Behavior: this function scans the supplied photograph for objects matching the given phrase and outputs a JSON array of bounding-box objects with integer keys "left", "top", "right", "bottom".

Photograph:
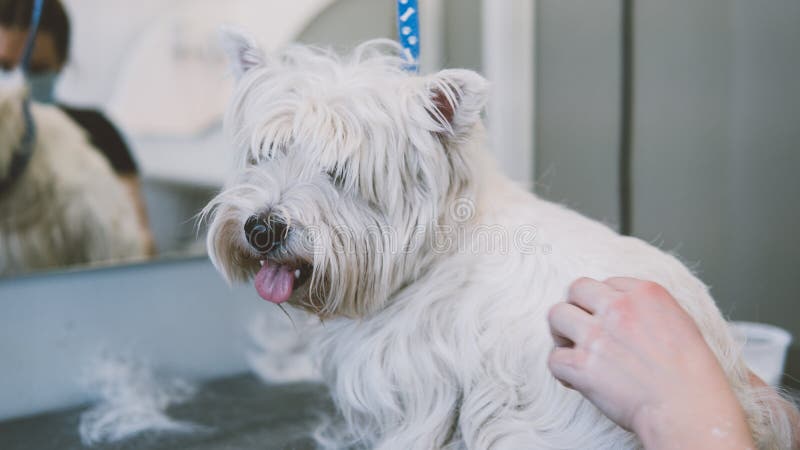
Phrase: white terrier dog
[
  {"left": 0, "top": 72, "right": 146, "bottom": 275},
  {"left": 205, "top": 31, "right": 793, "bottom": 449}
]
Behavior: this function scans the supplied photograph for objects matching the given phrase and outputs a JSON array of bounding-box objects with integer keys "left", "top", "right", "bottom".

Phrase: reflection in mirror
[{"left": 0, "top": 0, "right": 152, "bottom": 276}]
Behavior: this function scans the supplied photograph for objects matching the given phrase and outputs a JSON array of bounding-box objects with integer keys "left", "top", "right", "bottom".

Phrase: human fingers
[
  {"left": 567, "top": 277, "right": 619, "bottom": 314},
  {"left": 547, "top": 346, "right": 588, "bottom": 391},
  {"left": 548, "top": 302, "right": 595, "bottom": 346},
  {"left": 602, "top": 276, "right": 647, "bottom": 292},
  {"left": 603, "top": 278, "right": 678, "bottom": 311}
]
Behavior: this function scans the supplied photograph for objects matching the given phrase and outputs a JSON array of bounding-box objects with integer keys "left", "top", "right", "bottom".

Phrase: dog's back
[
  {"left": 455, "top": 175, "right": 791, "bottom": 448},
  {"left": 319, "top": 174, "right": 794, "bottom": 449},
  {"left": 0, "top": 78, "right": 146, "bottom": 275}
]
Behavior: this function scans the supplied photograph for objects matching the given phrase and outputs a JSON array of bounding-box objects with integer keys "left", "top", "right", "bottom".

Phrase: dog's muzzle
[
  {"left": 244, "top": 213, "right": 288, "bottom": 254},
  {"left": 240, "top": 213, "right": 314, "bottom": 305}
]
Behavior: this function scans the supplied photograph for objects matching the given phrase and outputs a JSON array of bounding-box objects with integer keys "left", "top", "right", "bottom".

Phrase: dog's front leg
[
  {"left": 370, "top": 411, "right": 461, "bottom": 450},
  {"left": 320, "top": 317, "right": 466, "bottom": 449}
]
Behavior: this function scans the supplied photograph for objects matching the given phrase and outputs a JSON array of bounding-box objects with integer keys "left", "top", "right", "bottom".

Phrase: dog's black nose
[{"left": 244, "top": 214, "right": 288, "bottom": 254}]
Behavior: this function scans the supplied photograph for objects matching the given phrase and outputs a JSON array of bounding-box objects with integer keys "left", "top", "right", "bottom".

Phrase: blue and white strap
[
  {"left": 397, "top": 0, "right": 420, "bottom": 72},
  {"left": 20, "top": 0, "right": 45, "bottom": 76}
]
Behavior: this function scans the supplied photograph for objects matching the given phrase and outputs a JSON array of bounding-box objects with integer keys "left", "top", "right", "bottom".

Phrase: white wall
[
  {"left": 57, "top": 0, "right": 177, "bottom": 106},
  {"left": 482, "top": 0, "right": 535, "bottom": 187}
]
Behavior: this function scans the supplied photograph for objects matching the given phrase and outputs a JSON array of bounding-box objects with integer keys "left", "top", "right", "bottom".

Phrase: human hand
[{"left": 547, "top": 277, "right": 755, "bottom": 450}]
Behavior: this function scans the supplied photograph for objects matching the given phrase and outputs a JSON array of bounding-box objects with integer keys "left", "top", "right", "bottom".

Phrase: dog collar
[{"left": 0, "top": 100, "right": 35, "bottom": 193}]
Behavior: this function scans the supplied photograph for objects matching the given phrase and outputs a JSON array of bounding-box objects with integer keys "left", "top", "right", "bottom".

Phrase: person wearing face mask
[{"left": 0, "top": 0, "right": 154, "bottom": 254}]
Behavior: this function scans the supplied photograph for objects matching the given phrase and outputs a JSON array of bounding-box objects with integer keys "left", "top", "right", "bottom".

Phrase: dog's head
[
  {"left": 0, "top": 71, "right": 28, "bottom": 183},
  {"left": 204, "top": 29, "right": 489, "bottom": 318}
]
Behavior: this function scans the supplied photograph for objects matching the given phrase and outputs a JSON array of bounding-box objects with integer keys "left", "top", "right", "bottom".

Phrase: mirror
[{"left": 0, "top": 0, "right": 475, "bottom": 278}]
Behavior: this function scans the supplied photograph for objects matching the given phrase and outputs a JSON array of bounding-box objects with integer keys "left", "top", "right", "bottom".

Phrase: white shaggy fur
[
  {"left": 204, "top": 32, "right": 794, "bottom": 449},
  {"left": 246, "top": 308, "right": 321, "bottom": 384},
  {"left": 0, "top": 72, "right": 146, "bottom": 275}
]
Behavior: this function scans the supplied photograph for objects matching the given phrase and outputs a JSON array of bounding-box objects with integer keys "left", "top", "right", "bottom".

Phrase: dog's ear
[
  {"left": 425, "top": 69, "right": 489, "bottom": 136},
  {"left": 219, "top": 27, "right": 265, "bottom": 79}
]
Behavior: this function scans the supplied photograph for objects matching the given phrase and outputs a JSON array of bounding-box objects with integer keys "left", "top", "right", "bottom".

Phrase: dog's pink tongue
[{"left": 254, "top": 261, "right": 294, "bottom": 303}]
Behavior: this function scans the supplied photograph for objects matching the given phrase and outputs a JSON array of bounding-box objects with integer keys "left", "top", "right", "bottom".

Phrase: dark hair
[{"left": 0, "top": 0, "right": 70, "bottom": 65}]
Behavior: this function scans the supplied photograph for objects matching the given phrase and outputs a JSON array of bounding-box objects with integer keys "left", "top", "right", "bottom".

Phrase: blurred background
[{"left": 0, "top": 0, "right": 797, "bottom": 447}]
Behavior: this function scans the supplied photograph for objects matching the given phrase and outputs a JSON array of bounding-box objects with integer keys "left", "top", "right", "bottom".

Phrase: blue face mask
[{"left": 28, "top": 71, "right": 58, "bottom": 103}]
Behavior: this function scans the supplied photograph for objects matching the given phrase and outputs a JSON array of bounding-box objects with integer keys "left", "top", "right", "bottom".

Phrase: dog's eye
[
  {"left": 247, "top": 141, "right": 283, "bottom": 166},
  {"left": 254, "top": 141, "right": 282, "bottom": 160},
  {"left": 327, "top": 169, "right": 345, "bottom": 187}
]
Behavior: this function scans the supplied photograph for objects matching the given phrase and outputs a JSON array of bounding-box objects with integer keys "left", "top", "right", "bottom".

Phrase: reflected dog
[
  {"left": 204, "top": 31, "right": 793, "bottom": 449},
  {"left": 0, "top": 72, "right": 146, "bottom": 275}
]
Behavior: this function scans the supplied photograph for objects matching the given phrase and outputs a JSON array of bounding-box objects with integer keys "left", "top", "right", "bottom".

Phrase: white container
[{"left": 730, "top": 321, "right": 793, "bottom": 387}]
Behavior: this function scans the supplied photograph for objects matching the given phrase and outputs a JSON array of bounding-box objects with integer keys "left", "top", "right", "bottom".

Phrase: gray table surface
[
  {"left": 2, "top": 375, "right": 796, "bottom": 450},
  {"left": 0, "top": 374, "right": 333, "bottom": 450}
]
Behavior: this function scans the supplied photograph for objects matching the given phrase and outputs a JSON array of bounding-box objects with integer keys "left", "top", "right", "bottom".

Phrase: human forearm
[{"left": 634, "top": 392, "right": 755, "bottom": 450}]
